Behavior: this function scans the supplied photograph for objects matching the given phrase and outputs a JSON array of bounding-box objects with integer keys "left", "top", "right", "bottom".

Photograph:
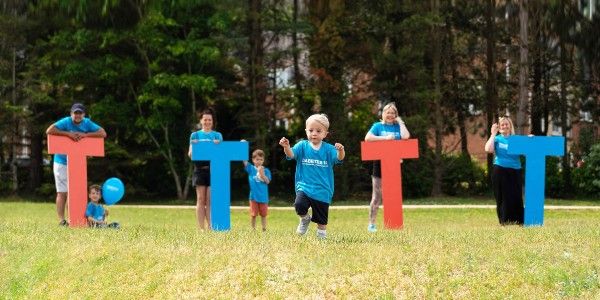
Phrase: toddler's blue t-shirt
[
  {"left": 244, "top": 163, "right": 271, "bottom": 203},
  {"left": 289, "top": 140, "right": 343, "bottom": 204},
  {"left": 85, "top": 202, "right": 105, "bottom": 221}
]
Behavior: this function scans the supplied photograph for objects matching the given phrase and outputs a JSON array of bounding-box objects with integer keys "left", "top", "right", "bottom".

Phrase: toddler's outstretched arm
[
  {"left": 334, "top": 143, "right": 345, "bottom": 160},
  {"left": 279, "top": 137, "right": 294, "bottom": 159}
]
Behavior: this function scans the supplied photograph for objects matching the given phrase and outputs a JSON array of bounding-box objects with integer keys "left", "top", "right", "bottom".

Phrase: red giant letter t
[
  {"left": 361, "top": 139, "right": 419, "bottom": 229},
  {"left": 48, "top": 135, "right": 105, "bottom": 227}
]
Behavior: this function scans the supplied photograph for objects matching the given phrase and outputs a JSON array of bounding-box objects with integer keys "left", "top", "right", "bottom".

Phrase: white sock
[
  {"left": 302, "top": 214, "right": 311, "bottom": 220},
  {"left": 317, "top": 229, "right": 326, "bottom": 235}
]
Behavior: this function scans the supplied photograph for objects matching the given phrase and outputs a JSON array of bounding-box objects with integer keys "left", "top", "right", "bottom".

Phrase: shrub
[
  {"left": 442, "top": 153, "right": 487, "bottom": 196},
  {"left": 572, "top": 143, "right": 600, "bottom": 199},
  {"left": 544, "top": 156, "right": 566, "bottom": 198},
  {"left": 402, "top": 152, "right": 434, "bottom": 198}
]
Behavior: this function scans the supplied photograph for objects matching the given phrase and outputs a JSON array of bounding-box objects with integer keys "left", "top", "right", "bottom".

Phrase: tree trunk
[
  {"left": 559, "top": 1, "right": 571, "bottom": 192},
  {"left": 10, "top": 142, "right": 18, "bottom": 194},
  {"left": 0, "top": 138, "right": 4, "bottom": 176},
  {"left": 160, "top": 122, "right": 184, "bottom": 200},
  {"left": 542, "top": 53, "right": 549, "bottom": 136},
  {"left": 182, "top": 58, "right": 196, "bottom": 200},
  {"left": 457, "top": 105, "right": 469, "bottom": 154},
  {"left": 531, "top": 51, "right": 543, "bottom": 135},
  {"left": 516, "top": 0, "right": 529, "bottom": 135},
  {"left": 28, "top": 131, "right": 44, "bottom": 191},
  {"left": 430, "top": 0, "right": 443, "bottom": 197},
  {"left": 11, "top": 47, "right": 18, "bottom": 194},
  {"left": 530, "top": 1, "right": 544, "bottom": 136},
  {"left": 449, "top": 20, "right": 469, "bottom": 155},
  {"left": 485, "top": 0, "right": 498, "bottom": 183},
  {"left": 248, "top": 0, "right": 267, "bottom": 149},
  {"left": 292, "top": 0, "right": 308, "bottom": 119}
]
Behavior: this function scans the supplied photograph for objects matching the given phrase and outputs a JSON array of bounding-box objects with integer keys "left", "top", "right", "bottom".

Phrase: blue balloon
[{"left": 102, "top": 177, "right": 125, "bottom": 205}]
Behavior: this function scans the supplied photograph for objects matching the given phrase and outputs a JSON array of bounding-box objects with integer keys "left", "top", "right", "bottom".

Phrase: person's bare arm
[
  {"left": 257, "top": 166, "right": 270, "bottom": 184},
  {"left": 279, "top": 137, "right": 294, "bottom": 159},
  {"left": 334, "top": 143, "right": 345, "bottom": 160},
  {"left": 86, "top": 128, "right": 107, "bottom": 138},
  {"left": 46, "top": 125, "right": 106, "bottom": 141},
  {"left": 364, "top": 132, "right": 394, "bottom": 141},
  {"left": 484, "top": 123, "right": 498, "bottom": 153},
  {"left": 398, "top": 117, "right": 410, "bottom": 139}
]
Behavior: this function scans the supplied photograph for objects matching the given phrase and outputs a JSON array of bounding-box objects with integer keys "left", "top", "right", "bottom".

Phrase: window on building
[
  {"left": 275, "top": 118, "right": 289, "bottom": 130},
  {"left": 551, "top": 116, "right": 572, "bottom": 138}
]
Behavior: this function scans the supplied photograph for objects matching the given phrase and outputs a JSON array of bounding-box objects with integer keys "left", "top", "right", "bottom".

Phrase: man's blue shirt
[{"left": 52, "top": 117, "right": 102, "bottom": 165}]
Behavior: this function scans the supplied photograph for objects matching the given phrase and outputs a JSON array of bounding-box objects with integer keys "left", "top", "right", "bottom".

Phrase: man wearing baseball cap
[{"left": 46, "top": 103, "right": 107, "bottom": 226}]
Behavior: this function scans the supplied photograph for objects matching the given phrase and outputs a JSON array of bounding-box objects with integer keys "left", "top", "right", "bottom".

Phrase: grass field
[
  {"left": 1, "top": 202, "right": 598, "bottom": 299},
  {"left": 5, "top": 193, "right": 599, "bottom": 207}
]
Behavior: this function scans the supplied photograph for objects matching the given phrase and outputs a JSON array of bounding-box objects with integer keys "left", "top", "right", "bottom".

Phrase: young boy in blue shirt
[
  {"left": 86, "top": 184, "right": 119, "bottom": 228},
  {"left": 279, "top": 114, "right": 345, "bottom": 239},
  {"left": 243, "top": 149, "right": 271, "bottom": 231}
]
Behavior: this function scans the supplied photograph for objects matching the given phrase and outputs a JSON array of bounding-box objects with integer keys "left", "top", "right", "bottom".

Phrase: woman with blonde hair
[
  {"left": 484, "top": 116, "right": 524, "bottom": 225},
  {"left": 364, "top": 103, "right": 410, "bottom": 232}
]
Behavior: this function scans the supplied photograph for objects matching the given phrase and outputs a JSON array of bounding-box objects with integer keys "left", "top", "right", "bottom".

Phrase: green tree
[
  {"left": 1, "top": 0, "right": 80, "bottom": 194},
  {"left": 305, "top": 0, "right": 380, "bottom": 196},
  {"left": 0, "top": 1, "right": 29, "bottom": 194},
  {"left": 16, "top": 0, "right": 238, "bottom": 200},
  {"left": 118, "top": 1, "right": 235, "bottom": 199}
]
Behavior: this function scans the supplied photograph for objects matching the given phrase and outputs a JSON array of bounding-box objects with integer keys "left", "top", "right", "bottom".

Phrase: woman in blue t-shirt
[
  {"left": 484, "top": 116, "right": 524, "bottom": 225},
  {"left": 364, "top": 103, "right": 410, "bottom": 232},
  {"left": 188, "top": 109, "right": 223, "bottom": 231}
]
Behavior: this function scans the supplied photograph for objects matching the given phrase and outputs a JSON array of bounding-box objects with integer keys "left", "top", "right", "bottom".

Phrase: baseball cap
[{"left": 71, "top": 103, "right": 85, "bottom": 113}]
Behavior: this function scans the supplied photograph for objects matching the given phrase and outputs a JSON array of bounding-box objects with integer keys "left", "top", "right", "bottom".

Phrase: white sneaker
[
  {"left": 367, "top": 224, "right": 377, "bottom": 232},
  {"left": 317, "top": 231, "right": 327, "bottom": 240},
  {"left": 296, "top": 214, "right": 311, "bottom": 235}
]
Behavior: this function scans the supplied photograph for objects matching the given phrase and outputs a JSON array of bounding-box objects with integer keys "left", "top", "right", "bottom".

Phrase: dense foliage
[
  {"left": 1, "top": 0, "right": 598, "bottom": 201},
  {"left": 572, "top": 143, "right": 600, "bottom": 198}
]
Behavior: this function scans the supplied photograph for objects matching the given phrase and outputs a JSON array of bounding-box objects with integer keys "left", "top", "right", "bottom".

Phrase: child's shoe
[
  {"left": 59, "top": 220, "right": 69, "bottom": 227},
  {"left": 296, "top": 214, "right": 311, "bottom": 235},
  {"left": 108, "top": 222, "right": 120, "bottom": 229},
  {"left": 317, "top": 231, "right": 327, "bottom": 240},
  {"left": 367, "top": 224, "right": 377, "bottom": 232}
]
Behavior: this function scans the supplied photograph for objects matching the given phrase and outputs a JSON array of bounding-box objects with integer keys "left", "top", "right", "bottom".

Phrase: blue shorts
[{"left": 294, "top": 191, "right": 329, "bottom": 225}]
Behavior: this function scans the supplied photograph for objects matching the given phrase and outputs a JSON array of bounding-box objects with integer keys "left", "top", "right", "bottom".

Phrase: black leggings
[{"left": 492, "top": 165, "right": 524, "bottom": 225}]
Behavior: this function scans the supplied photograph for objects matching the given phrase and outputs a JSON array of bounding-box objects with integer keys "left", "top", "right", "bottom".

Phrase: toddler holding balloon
[{"left": 86, "top": 184, "right": 120, "bottom": 229}]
